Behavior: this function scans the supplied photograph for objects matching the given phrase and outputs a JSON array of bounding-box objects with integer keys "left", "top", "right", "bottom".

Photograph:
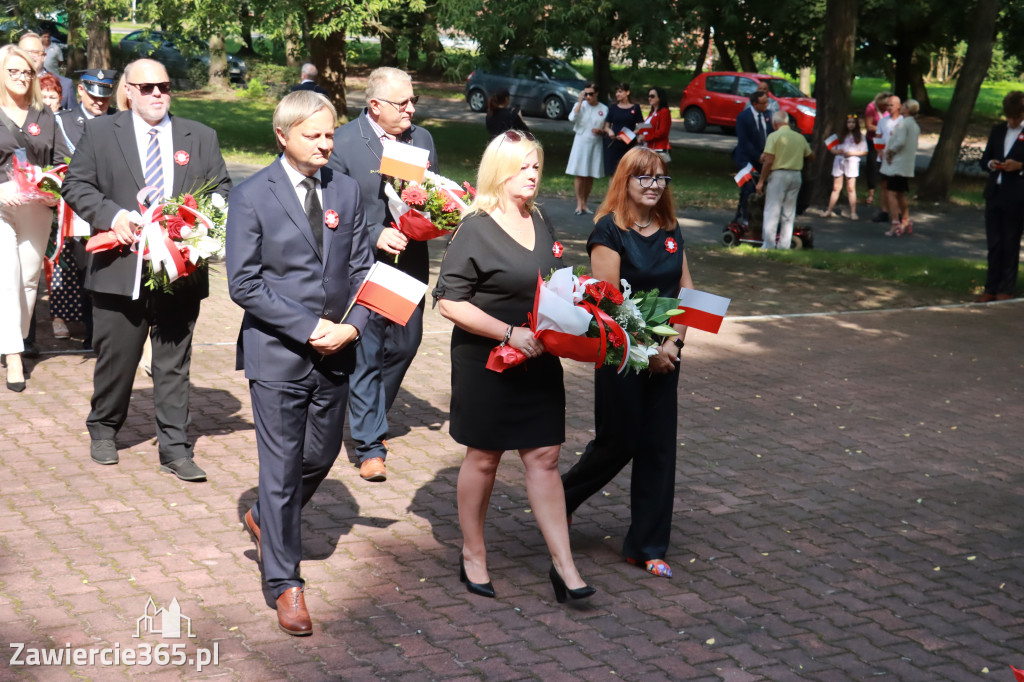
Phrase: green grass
[
  {"left": 723, "top": 244, "right": 987, "bottom": 294},
  {"left": 170, "top": 96, "right": 278, "bottom": 163},
  {"left": 849, "top": 77, "right": 1021, "bottom": 126}
]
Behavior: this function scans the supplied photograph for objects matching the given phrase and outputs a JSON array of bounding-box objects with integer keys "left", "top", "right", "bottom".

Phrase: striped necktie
[{"left": 144, "top": 128, "right": 164, "bottom": 205}]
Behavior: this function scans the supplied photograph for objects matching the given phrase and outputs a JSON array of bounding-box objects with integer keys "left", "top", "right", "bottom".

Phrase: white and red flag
[
  {"left": 616, "top": 127, "right": 637, "bottom": 144},
  {"left": 379, "top": 139, "right": 429, "bottom": 184},
  {"left": 825, "top": 134, "right": 839, "bottom": 150},
  {"left": 669, "top": 288, "right": 731, "bottom": 334},
  {"left": 733, "top": 163, "right": 754, "bottom": 187},
  {"left": 351, "top": 262, "right": 427, "bottom": 326}
]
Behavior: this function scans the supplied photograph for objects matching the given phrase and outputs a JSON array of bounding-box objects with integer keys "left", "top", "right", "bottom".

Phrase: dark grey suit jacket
[
  {"left": 327, "top": 109, "right": 438, "bottom": 283},
  {"left": 226, "top": 160, "right": 375, "bottom": 381},
  {"left": 62, "top": 111, "right": 231, "bottom": 297}
]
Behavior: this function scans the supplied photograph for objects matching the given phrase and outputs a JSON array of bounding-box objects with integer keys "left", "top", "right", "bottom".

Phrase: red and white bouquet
[
  {"left": 86, "top": 184, "right": 227, "bottom": 297},
  {"left": 487, "top": 267, "right": 682, "bottom": 374},
  {"left": 385, "top": 169, "right": 475, "bottom": 241},
  {"left": 7, "top": 156, "right": 65, "bottom": 203}
]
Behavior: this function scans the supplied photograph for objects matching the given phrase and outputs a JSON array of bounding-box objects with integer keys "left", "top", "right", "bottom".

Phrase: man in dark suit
[
  {"left": 290, "top": 63, "right": 328, "bottom": 96},
  {"left": 18, "top": 33, "right": 75, "bottom": 111},
  {"left": 978, "top": 90, "right": 1024, "bottom": 302},
  {"left": 62, "top": 59, "right": 231, "bottom": 481},
  {"left": 327, "top": 66, "right": 437, "bottom": 482},
  {"left": 732, "top": 91, "right": 771, "bottom": 226},
  {"left": 227, "top": 91, "right": 375, "bottom": 635}
]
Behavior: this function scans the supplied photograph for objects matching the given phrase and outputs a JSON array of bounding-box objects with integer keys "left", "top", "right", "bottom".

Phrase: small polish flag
[
  {"left": 380, "top": 139, "right": 429, "bottom": 183},
  {"left": 616, "top": 127, "right": 637, "bottom": 144},
  {"left": 825, "top": 134, "right": 839, "bottom": 150},
  {"left": 874, "top": 138, "right": 885, "bottom": 151},
  {"left": 733, "top": 163, "right": 754, "bottom": 187},
  {"left": 351, "top": 262, "right": 427, "bottom": 326},
  {"left": 669, "top": 288, "right": 731, "bottom": 334}
]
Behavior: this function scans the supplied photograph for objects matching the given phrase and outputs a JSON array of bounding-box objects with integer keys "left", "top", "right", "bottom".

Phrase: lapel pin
[
  {"left": 325, "top": 210, "right": 339, "bottom": 229},
  {"left": 174, "top": 150, "right": 189, "bottom": 165}
]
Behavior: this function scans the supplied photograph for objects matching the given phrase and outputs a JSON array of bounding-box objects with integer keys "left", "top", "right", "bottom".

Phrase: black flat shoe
[
  {"left": 459, "top": 555, "right": 495, "bottom": 599},
  {"left": 549, "top": 564, "right": 596, "bottom": 604}
]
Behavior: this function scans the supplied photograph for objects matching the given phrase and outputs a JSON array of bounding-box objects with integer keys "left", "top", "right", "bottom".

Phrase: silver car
[{"left": 464, "top": 56, "right": 587, "bottom": 120}]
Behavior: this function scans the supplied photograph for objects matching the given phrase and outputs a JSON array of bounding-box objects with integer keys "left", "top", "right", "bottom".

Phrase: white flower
[
  {"left": 619, "top": 279, "right": 632, "bottom": 298},
  {"left": 210, "top": 193, "right": 226, "bottom": 210},
  {"left": 627, "top": 343, "right": 658, "bottom": 367}
]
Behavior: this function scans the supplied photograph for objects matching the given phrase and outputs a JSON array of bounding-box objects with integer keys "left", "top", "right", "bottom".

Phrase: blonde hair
[
  {"left": 468, "top": 132, "right": 543, "bottom": 216},
  {"left": 0, "top": 45, "right": 43, "bottom": 110},
  {"left": 273, "top": 90, "right": 337, "bottom": 151}
]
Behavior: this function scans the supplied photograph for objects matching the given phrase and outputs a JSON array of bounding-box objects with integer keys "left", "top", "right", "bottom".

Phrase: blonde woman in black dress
[{"left": 434, "top": 131, "right": 595, "bottom": 603}]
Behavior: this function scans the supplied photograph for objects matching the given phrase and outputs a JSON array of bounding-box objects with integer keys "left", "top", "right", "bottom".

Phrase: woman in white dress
[
  {"left": 823, "top": 114, "right": 868, "bottom": 219},
  {"left": 566, "top": 83, "right": 607, "bottom": 215}
]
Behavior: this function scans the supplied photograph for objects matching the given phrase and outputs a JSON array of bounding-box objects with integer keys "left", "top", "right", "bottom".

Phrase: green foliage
[{"left": 239, "top": 77, "right": 267, "bottom": 99}]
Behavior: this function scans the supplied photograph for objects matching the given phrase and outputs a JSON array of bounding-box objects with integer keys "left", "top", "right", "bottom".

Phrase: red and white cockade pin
[
  {"left": 174, "top": 150, "right": 190, "bottom": 166},
  {"left": 552, "top": 241, "right": 564, "bottom": 258},
  {"left": 1018, "top": 133, "right": 1024, "bottom": 142},
  {"left": 325, "top": 210, "right": 339, "bottom": 229},
  {"left": 664, "top": 237, "right": 678, "bottom": 253},
  {"left": 26, "top": 123, "right": 40, "bottom": 136}
]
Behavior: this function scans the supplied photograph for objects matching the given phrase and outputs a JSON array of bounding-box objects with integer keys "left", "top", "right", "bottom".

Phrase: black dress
[
  {"left": 561, "top": 214, "right": 685, "bottom": 562},
  {"left": 603, "top": 104, "right": 643, "bottom": 176},
  {"left": 485, "top": 106, "right": 530, "bottom": 140},
  {"left": 433, "top": 210, "right": 564, "bottom": 450}
]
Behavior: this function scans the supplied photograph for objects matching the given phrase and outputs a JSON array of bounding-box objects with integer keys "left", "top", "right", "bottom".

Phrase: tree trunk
[
  {"left": 208, "top": 33, "right": 229, "bottom": 89},
  {"left": 918, "top": 0, "right": 999, "bottom": 201},
  {"left": 379, "top": 26, "right": 398, "bottom": 67},
  {"left": 591, "top": 41, "right": 614, "bottom": 106},
  {"left": 311, "top": 31, "right": 348, "bottom": 118},
  {"left": 909, "top": 52, "right": 934, "bottom": 114},
  {"left": 807, "top": 0, "right": 858, "bottom": 206},
  {"left": 798, "top": 66, "right": 811, "bottom": 95},
  {"left": 284, "top": 15, "right": 301, "bottom": 68},
  {"left": 891, "top": 35, "right": 914, "bottom": 101},
  {"left": 238, "top": 4, "right": 257, "bottom": 58},
  {"left": 421, "top": 8, "right": 445, "bottom": 76},
  {"left": 733, "top": 38, "right": 758, "bottom": 73},
  {"left": 65, "top": 3, "right": 87, "bottom": 74},
  {"left": 85, "top": 7, "right": 112, "bottom": 69},
  {"left": 693, "top": 25, "right": 711, "bottom": 75},
  {"left": 712, "top": 29, "right": 736, "bottom": 71}
]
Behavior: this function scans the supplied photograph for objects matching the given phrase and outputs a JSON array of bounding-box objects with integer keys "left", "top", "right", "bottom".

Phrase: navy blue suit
[
  {"left": 226, "top": 159, "right": 374, "bottom": 596},
  {"left": 732, "top": 107, "right": 771, "bottom": 224},
  {"left": 980, "top": 123, "right": 1024, "bottom": 296},
  {"left": 327, "top": 110, "right": 438, "bottom": 463}
]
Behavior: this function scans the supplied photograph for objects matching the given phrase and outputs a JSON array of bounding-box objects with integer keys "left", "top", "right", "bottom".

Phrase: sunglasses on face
[
  {"left": 582, "top": 91, "right": 596, "bottom": 98},
  {"left": 632, "top": 175, "right": 671, "bottom": 188},
  {"left": 376, "top": 95, "right": 420, "bottom": 111},
  {"left": 128, "top": 81, "right": 171, "bottom": 96}
]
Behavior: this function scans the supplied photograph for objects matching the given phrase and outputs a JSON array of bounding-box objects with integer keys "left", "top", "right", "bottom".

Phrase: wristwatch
[{"left": 673, "top": 338, "right": 685, "bottom": 351}]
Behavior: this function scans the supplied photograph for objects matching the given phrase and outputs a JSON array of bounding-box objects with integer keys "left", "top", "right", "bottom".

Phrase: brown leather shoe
[
  {"left": 977, "top": 292, "right": 996, "bottom": 303},
  {"left": 276, "top": 587, "right": 312, "bottom": 636},
  {"left": 995, "top": 293, "right": 1013, "bottom": 301},
  {"left": 244, "top": 509, "right": 261, "bottom": 564},
  {"left": 359, "top": 457, "right": 387, "bottom": 481}
]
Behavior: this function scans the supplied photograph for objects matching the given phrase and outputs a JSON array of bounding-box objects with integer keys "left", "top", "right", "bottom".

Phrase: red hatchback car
[{"left": 679, "top": 72, "right": 817, "bottom": 135}]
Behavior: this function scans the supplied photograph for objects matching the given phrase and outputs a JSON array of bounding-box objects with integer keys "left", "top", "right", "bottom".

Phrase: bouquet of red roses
[{"left": 487, "top": 267, "right": 682, "bottom": 374}]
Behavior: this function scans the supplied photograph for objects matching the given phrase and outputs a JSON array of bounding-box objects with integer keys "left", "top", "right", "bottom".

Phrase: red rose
[{"left": 585, "top": 280, "right": 624, "bottom": 305}]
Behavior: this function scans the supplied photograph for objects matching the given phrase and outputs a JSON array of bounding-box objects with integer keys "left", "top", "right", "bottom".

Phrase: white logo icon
[{"left": 135, "top": 597, "right": 195, "bottom": 639}]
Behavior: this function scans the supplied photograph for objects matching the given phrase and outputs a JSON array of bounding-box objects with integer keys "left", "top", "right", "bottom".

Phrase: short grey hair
[
  {"left": 300, "top": 63, "right": 317, "bottom": 80},
  {"left": 903, "top": 98, "right": 920, "bottom": 117},
  {"left": 772, "top": 110, "right": 790, "bottom": 127},
  {"left": 273, "top": 90, "right": 337, "bottom": 151},
  {"left": 365, "top": 67, "right": 411, "bottom": 101}
]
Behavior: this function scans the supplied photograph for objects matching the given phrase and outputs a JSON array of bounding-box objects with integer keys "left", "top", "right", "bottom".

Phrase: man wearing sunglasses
[
  {"left": 63, "top": 59, "right": 232, "bottom": 482},
  {"left": 328, "top": 67, "right": 438, "bottom": 484}
]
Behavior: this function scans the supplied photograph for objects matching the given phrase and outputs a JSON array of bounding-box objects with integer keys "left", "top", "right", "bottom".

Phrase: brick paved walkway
[{"left": 1, "top": 238, "right": 1022, "bottom": 681}]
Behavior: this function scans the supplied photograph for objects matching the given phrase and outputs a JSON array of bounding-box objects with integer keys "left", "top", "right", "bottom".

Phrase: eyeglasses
[
  {"left": 128, "top": 81, "right": 171, "bottom": 96},
  {"left": 376, "top": 95, "right": 419, "bottom": 111},
  {"left": 582, "top": 91, "right": 596, "bottom": 98},
  {"left": 23, "top": 50, "right": 45, "bottom": 57},
  {"left": 632, "top": 175, "right": 671, "bottom": 188},
  {"left": 6, "top": 69, "right": 34, "bottom": 81},
  {"left": 502, "top": 129, "right": 536, "bottom": 143}
]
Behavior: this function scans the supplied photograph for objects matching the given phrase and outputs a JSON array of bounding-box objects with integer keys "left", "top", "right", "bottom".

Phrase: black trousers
[
  {"left": 983, "top": 189, "right": 1024, "bottom": 295},
  {"left": 87, "top": 289, "right": 200, "bottom": 464},
  {"left": 250, "top": 368, "right": 349, "bottom": 597},
  {"left": 562, "top": 363, "right": 680, "bottom": 561}
]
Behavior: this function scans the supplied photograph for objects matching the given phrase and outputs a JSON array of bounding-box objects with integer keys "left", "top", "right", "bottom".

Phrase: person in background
[
  {"left": 863, "top": 91, "right": 889, "bottom": 208},
  {"left": 562, "top": 147, "right": 691, "bottom": 580},
  {"left": 40, "top": 32, "right": 63, "bottom": 76},
  {"left": 38, "top": 72, "right": 62, "bottom": 113},
  {"left": 978, "top": 91, "right": 1024, "bottom": 302},
  {"left": 823, "top": 114, "right": 868, "bottom": 219},
  {"left": 290, "top": 63, "right": 328, "bottom": 96},
  {"left": 756, "top": 110, "right": 813, "bottom": 249},
  {"left": 484, "top": 88, "right": 529, "bottom": 140},
  {"left": 566, "top": 82, "right": 606, "bottom": 215},
  {"left": 639, "top": 86, "right": 671, "bottom": 163},
  {"left": 0, "top": 45, "right": 59, "bottom": 392},
  {"left": 732, "top": 91, "right": 771, "bottom": 226},
  {"left": 434, "top": 131, "right": 595, "bottom": 604},
  {"left": 873, "top": 94, "right": 901, "bottom": 224},
  {"left": 881, "top": 99, "right": 920, "bottom": 237},
  {"left": 18, "top": 33, "right": 73, "bottom": 111},
  {"left": 602, "top": 81, "right": 642, "bottom": 176}
]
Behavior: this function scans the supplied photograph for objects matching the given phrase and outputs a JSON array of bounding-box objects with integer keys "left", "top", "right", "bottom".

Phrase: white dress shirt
[
  {"left": 132, "top": 112, "right": 173, "bottom": 200},
  {"left": 279, "top": 157, "right": 323, "bottom": 218}
]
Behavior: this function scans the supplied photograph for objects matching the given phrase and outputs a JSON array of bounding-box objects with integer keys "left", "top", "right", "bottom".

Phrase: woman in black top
[
  {"left": 562, "top": 147, "right": 692, "bottom": 579},
  {"left": 484, "top": 89, "right": 529, "bottom": 140},
  {"left": 602, "top": 82, "right": 643, "bottom": 176},
  {"left": 0, "top": 45, "right": 58, "bottom": 391},
  {"left": 434, "top": 131, "right": 594, "bottom": 603}
]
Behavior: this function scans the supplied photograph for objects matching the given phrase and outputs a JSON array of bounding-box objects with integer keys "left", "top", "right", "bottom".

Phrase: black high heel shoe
[
  {"left": 549, "top": 564, "right": 596, "bottom": 603},
  {"left": 459, "top": 555, "right": 495, "bottom": 599}
]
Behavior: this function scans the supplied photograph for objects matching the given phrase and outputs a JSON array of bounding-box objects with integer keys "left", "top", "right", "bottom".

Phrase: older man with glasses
[
  {"left": 327, "top": 66, "right": 438, "bottom": 483},
  {"left": 17, "top": 33, "right": 74, "bottom": 110},
  {"left": 62, "top": 59, "right": 231, "bottom": 481}
]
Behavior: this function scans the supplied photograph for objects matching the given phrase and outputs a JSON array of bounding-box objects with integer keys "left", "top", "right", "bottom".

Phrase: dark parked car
[
  {"left": 464, "top": 56, "right": 587, "bottom": 120},
  {"left": 118, "top": 30, "right": 247, "bottom": 84},
  {"left": 678, "top": 72, "right": 816, "bottom": 135}
]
